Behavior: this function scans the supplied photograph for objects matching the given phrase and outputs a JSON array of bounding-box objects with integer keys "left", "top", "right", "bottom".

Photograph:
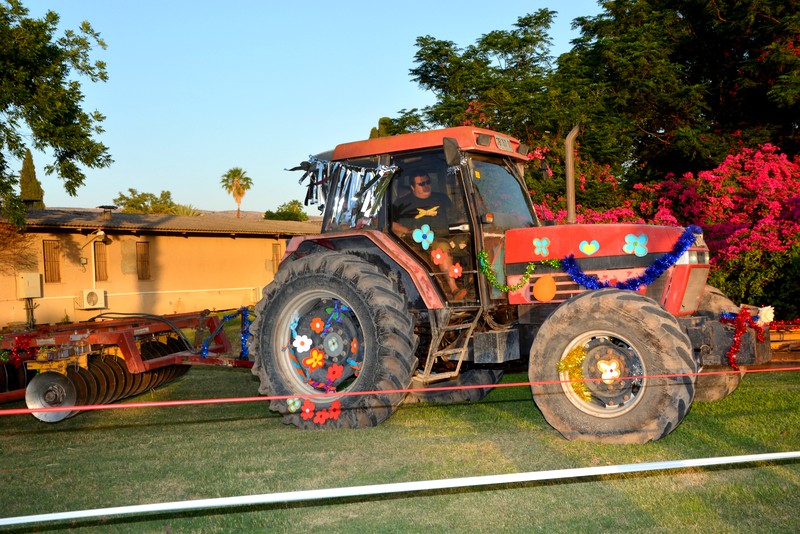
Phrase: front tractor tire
[
  {"left": 529, "top": 289, "right": 697, "bottom": 444},
  {"left": 250, "top": 253, "right": 417, "bottom": 429}
]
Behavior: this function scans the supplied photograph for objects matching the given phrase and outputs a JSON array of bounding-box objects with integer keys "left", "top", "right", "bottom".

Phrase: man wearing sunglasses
[{"left": 391, "top": 174, "right": 467, "bottom": 300}]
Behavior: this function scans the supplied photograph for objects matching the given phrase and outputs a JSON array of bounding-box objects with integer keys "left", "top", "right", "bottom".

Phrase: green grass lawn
[{"left": 1, "top": 366, "right": 798, "bottom": 533}]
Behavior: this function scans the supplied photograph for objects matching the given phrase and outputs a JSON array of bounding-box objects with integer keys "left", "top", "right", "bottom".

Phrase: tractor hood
[{"left": 504, "top": 223, "right": 704, "bottom": 266}]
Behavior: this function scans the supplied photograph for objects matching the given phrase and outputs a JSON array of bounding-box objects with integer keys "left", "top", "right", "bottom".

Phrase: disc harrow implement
[{"left": 1, "top": 310, "right": 247, "bottom": 422}]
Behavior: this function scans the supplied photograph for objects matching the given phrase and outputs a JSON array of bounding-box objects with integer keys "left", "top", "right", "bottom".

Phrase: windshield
[{"left": 470, "top": 157, "right": 538, "bottom": 232}]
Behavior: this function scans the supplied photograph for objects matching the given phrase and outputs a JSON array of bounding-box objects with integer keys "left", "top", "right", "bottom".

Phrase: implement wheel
[
  {"left": 530, "top": 289, "right": 696, "bottom": 444},
  {"left": 251, "top": 253, "right": 417, "bottom": 429}
]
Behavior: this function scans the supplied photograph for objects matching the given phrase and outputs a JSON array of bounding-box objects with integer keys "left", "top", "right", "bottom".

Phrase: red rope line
[{"left": 2, "top": 365, "right": 798, "bottom": 417}]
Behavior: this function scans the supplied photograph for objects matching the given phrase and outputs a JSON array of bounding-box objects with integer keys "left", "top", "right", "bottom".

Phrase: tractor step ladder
[{"left": 415, "top": 306, "right": 482, "bottom": 385}]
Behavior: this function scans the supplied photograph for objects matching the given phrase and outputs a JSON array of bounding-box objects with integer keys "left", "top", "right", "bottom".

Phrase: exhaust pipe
[{"left": 565, "top": 124, "right": 580, "bottom": 224}]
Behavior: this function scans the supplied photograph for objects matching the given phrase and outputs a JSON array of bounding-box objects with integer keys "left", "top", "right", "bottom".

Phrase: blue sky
[{"left": 23, "top": 1, "right": 601, "bottom": 214}]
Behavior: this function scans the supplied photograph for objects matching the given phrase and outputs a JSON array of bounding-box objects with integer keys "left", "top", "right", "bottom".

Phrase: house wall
[{"left": 0, "top": 231, "right": 285, "bottom": 327}]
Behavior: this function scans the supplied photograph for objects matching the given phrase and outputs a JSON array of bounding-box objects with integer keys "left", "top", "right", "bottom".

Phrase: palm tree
[{"left": 220, "top": 167, "right": 253, "bottom": 218}]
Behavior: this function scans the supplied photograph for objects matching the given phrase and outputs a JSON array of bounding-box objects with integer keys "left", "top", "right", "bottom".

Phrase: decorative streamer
[
  {"left": 562, "top": 225, "right": 703, "bottom": 291},
  {"left": 477, "top": 250, "right": 560, "bottom": 293},
  {"left": 719, "top": 310, "right": 767, "bottom": 370}
]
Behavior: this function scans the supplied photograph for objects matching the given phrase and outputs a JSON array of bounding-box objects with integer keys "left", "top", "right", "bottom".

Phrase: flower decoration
[
  {"left": 350, "top": 337, "right": 358, "bottom": 354},
  {"left": 327, "top": 400, "right": 342, "bottom": 421},
  {"left": 326, "top": 364, "right": 344, "bottom": 382},
  {"left": 412, "top": 224, "right": 435, "bottom": 250},
  {"left": 431, "top": 247, "right": 446, "bottom": 265},
  {"left": 310, "top": 317, "right": 325, "bottom": 334},
  {"left": 300, "top": 399, "right": 315, "bottom": 420},
  {"left": 313, "top": 410, "right": 329, "bottom": 424},
  {"left": 287, "top": 398, "right": 302, "bottom": 413},
  {"left": 449, "top": 262, "right": 463, "bottom": 279},
  {"left": 623, "top": 233, "right": 649, "bottom": 257},
  {"left": 292, "top": 334, "right": 312, "bottom": 354},
  {"left": 302, "top": 347, "right": 325, "bottom": 370},
  {"left": 757, "top": 306, "right": 774, "bottom": 326},
  {"left": 533, "top": 237, "right": 550, "bottom": 256}
]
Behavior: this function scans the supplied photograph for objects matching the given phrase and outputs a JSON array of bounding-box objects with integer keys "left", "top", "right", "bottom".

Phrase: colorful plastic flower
[
  {"left": 350, "top": 337, "right": 358, "bottom": 354},
  {"left": 533, "top": 237, "right": 550, "bottom": 256},
  {"left": 327, "top": 400, "right": 342, "bottom": 421},
  {"left": 292, "top": 334, "right": 312, "bottom": 354},
  {"left": 286, "top": 398, "right": 302, "bottom": 413},
  {"left": 326, "top": 364, "right": 344, "bottom": 382},
  {"left": 431, "top": 247, "right": 446, "bottom": 265},
  {"left": 302, "top": 347, "right": 325, "bottom": 370},
  {"left": 300, "top": 399, "right": 315, "bottom": 420},
  {"left": 310, "top": 317, "right": 325, "bottom": 334},
  {"left": 623, "top": 233, "right": 649, "bottom": 257},
  {"left": 412, "top": 224, "right": 435, "bottom": 250},
  {"left": 449, "top": 262, "right": 463, "bottom": 279},
  {"left": 313, "top": 410, "right": 329, "bottom": 424}
]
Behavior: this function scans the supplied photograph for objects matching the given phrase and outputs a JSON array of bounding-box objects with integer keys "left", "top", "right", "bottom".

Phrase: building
[{"left": 1, "top": 208, "right": 321, "bottom": 328}]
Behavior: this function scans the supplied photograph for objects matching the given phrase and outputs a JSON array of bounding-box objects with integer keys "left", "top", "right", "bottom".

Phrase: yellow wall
[{"left": 0, "top": 231, "right": 284, "bottom": 327}]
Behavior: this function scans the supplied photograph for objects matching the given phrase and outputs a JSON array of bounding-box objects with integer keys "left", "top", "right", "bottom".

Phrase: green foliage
[
  {"left": 169, "top": 203, "right": 201, "bottom": 217},
  {"left": 19, "top": 148, "right": 44, "bottom": 208},
  {"left": 220, "top": 167, "right": 253, "bottom": 218},
  {"left": 0, "top": 0, "right": 112, "bottom": 226},
  {"left": 264, "top": 199, "right": 308, "bottom": 221},
  {"left": 113, "top": 188, "right": 177, "bottom": 214},
  {"left": 369, "top": 112, "right": 427, "bottom": 138},
  {"left": 558, "top": 0, "right": 800, "bottom": 183}
]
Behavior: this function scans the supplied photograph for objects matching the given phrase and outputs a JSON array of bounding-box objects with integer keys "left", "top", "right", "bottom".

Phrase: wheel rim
[
  {"left": 558, "top": 330, "right": 646, "bottom": 418},
  {"left": 272, "top": 289, "right": 366, "bottom": 402}
]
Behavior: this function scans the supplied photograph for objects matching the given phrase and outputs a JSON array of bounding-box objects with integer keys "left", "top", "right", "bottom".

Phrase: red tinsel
[
  {"left": 769, "top": 318, "right": 800, "bottom": 331},
  {"left": 719, "top": 310, "right": 766, "bottom": 370}
]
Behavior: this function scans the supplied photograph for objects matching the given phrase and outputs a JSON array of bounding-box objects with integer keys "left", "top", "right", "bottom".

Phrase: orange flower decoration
[
  {"left": 350, "top": 337, "right": 358, "bottom": 354},
  {"left": 327, "top": 400, "right": 342, "bottom": 421},
  {"left": 449, "top": 262, "right": 463, "bottom": 279},
  {"left": 302, "top": 348, "right": 324, "bottom": 370},
  {"left": 310, "top": 317, "right": 325, "bottom": 333},
  {"left": 313, "top": 410, "right": 329, "bottom": 424},
  {"left": 326, "top": 364, "right": 344, "bottom": 382},
  {"left": 431, "top": 248, "right": 445, "bottom": 266},
  {"left": 300, "top": 399, "right": 315, "bottom": 420}
]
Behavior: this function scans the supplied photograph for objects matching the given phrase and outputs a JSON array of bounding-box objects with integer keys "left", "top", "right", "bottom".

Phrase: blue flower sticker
[
  {"left": 412, "top": 224, "right": 435, "bottom": 250},
  {"left": 287, "top": 398, "right": 302, "bottom": 413},
  {"left": 623, "top": 234, "right": 649, "bottom": 257},
  {"left": 533, "top": 237, "right": 550, "bottom": 256}
]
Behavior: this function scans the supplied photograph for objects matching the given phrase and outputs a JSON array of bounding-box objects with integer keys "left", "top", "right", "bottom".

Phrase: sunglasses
[{"left": 415, "top": 180, "right": 431, "bottom": 187}]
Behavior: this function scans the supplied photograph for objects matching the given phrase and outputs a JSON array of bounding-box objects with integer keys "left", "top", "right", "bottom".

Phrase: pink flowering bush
[{"left": 530, "top": 144, "right": 800, "bottom": 315}]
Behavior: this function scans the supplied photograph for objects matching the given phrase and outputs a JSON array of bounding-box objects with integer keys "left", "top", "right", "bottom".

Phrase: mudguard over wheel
[
  {"left": 693, "top": 285, "right": 745, "bottom": 402},
  {"left": 250, "top": 252, "right": 417, "bottom": 429},
  {"left": 529, "top": 289, "right": 696, "bottom": 444},
  {"left": 404, "top": 367, "right": 503, "bottom": 404}
]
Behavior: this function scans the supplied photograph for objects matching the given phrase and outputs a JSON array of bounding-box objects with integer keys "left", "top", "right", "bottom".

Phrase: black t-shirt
[{"left": 392, "top": 192, "right": 453, "bottom": 233}]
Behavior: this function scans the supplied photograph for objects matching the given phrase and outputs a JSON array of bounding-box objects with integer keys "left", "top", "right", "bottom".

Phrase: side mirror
[{"left": 443, "top": 137, "right": 461, "bottom": 166}]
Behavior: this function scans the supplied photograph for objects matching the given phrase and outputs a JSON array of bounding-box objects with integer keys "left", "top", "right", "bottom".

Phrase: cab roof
[{"left": 332, "top": 126, "right": 529, "bottom": 162}]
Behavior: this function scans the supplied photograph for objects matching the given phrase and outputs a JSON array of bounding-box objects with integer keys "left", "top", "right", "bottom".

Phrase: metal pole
[{"left": 565, "top": 124, "right": 581, "bottom": 224}]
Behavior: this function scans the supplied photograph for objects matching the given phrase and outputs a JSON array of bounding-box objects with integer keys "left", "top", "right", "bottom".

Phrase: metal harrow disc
[{"left": 25, "top": 372, "right": 77, "bottom": 423}]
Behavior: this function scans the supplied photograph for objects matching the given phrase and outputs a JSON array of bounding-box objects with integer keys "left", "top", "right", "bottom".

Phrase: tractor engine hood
[{"left": 502, "top": 223, "right": 710, "bottom": 315}]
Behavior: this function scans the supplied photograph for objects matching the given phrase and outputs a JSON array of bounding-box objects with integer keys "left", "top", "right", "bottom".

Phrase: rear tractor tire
[
  {"left": 529, "top": 289, "right": 697, "bottom": 444},
  {"left": 250, "top": 253, "right": 417, "bottom": 429}
]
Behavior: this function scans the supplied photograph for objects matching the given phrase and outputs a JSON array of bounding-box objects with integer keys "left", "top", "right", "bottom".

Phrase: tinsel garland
[
  {"left": 769, "top": 318, "right": 800, "bottom": 331},
  {"left": 477, "top": 250, "right": 560, "bottom": 292},
  {"left": 719, "top": 310, "right": 766, "bottom": 370},
  {"left": 201, "top": 307, "right": 251, "bottom": 358},
  {"left": 556, "top": 346, "right": 592, "bottom": 401},
  {"left": 562, "top": 225, "right": 703, "bottom": 291}
]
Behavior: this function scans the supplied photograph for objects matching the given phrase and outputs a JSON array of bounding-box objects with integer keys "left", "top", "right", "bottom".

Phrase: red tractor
[{"left": 250, "top": 126, "right": 771, "bottom": 443}]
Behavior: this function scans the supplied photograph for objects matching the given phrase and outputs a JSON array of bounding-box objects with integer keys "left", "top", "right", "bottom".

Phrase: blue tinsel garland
[{"left": 561, "top": 225, "right": 703, "bottom": 291}]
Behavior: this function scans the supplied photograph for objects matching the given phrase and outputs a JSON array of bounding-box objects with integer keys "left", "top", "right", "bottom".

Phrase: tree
[
  {"left": 1, "top": 1, "right": 112, "bottom": 227},
  {"left": 369, "top": 111, "right": 427, "bottom": 139},
  {"left": 557, "top": 0, "right": 800, "bottom": 183},
  {"left": 113, "top": 188, "right": 178, "bottom": 214},
  {"left": 264, "top": 200, "right": 309, "bottom": 221},
  {"left": 220, "top": 167, "right": 253, "bottom": 218},
  {"left": 19, "top": 149, "right": 44, "bottom": 209}
]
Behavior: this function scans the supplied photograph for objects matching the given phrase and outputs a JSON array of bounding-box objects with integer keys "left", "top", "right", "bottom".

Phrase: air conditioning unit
[{"left": 78, "top": 288, "right": 107, "bottom": 310}]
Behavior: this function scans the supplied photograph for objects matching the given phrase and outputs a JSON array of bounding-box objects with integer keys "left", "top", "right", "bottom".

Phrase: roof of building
[{"left": 23, "top": 208, "right": 322, "bottom": 238}]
